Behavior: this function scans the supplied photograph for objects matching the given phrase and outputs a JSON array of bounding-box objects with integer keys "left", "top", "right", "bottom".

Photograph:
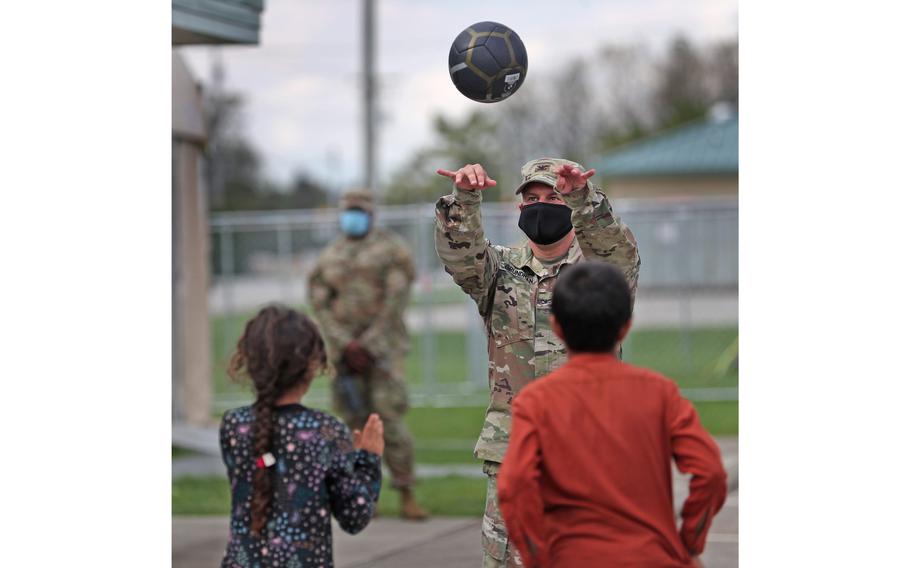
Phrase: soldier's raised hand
[
  {"left": 436, "top": 163, "right": 498, "bottom": 191},
  {"left": 554, "top": 164, "right": 595, "bottom": 193}
]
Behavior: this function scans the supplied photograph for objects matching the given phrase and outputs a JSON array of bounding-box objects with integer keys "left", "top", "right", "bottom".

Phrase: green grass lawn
[
  {"left": 187, "top": 297, "right": 737, "bottom": 517},
  {"left": 623, "top": 328, "right": 738, "bottom": 388},
  {"left": 172, "top": 446, "right": 199, "bottom": 459},
  {"left": 173, "top": 398, "right": 736, "bottom": 516},
  {"left": 209, "top": 310, "right": 737, "bottom": 467},
  {"left": 174, "top": 399, "right": 735, "bottom": 516},
  {"left": 178, "top": 392, "right": 734, "bottom": 518},
  {"left": 380, "top": 476, "right": 486, "bottom": 517},
  {"left": 213, "top": 309, "right": 737, "bottom": 395},
  {"left": 426, "top": 402, "right": 735, "bottom": 453},
  {"left": 405, "top": 402, "right": 736, "bottom": 464},
  {"left": 690, "top": 401, "right": 738, "bottom": 436},
  {"left": 173, "top": 475, "right": 487, "bottom": 518},
  {"left": 173, "top": 476, "right": 232, "bottom": 516}
]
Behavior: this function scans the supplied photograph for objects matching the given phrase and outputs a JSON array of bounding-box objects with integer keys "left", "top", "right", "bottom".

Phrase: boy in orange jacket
[{"left": 498, "top": 262, "right": 727, "bottom": 567}]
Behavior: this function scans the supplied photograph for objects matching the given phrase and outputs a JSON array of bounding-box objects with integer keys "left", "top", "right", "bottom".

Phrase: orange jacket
[{"left": 498, "top": 353, "right": 727, "bottom": 567}]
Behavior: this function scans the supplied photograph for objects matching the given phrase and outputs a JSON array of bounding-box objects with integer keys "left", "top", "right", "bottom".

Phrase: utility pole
[
  {"left": 207, "top": 48, "right": 226, "bottom": 208},
  {"left": 362, "top": 0, "right": 377, "bottom": 193}
]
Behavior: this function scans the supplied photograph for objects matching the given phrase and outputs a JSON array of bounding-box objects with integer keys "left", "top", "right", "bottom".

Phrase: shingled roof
[{"left": 595, "top": 110, "right": 738, "bottom": 178}]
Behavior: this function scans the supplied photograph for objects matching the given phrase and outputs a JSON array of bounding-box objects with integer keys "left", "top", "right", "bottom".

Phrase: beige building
[
  {"left": 172, "top": 0, "right": 264, "bottom": 425},
  {"left": 595, "top": 108, "right": 738, "bottom": 200}
]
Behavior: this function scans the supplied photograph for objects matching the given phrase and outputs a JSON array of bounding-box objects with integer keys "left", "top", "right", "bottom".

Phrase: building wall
[
  {"left": 174, "top": 142, "right": 213, "bottom": 424},
  {"left": 604, "top": 175, "right": 738, "bottom": 199},
  {"left": 172, "top": 1, "right": 264, "bottom": 425},
  {"left": 172, "top": 0, "right": 264, "bottom": 45},
  {"left": 173, "top": 52, "right": 212, "bottom": 425}
]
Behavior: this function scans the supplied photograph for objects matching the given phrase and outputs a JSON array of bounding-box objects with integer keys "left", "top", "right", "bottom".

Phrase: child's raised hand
[{"left": 353, "top": 413, "right": 384, "bottom": 456}]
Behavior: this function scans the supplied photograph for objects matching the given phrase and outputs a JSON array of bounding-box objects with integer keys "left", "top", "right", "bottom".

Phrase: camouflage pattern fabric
[
  {"left": 308, "top": 227, "right": 415, "bottom": 361},
  {"left": 514, "top": 157, "right": 587, "bottom": 194},
  {"left": 434, "top": 165, "right": 641, "bottom": 464},
  {"left": 308, "top": 227, "right": 417, "bottom": 489},
  {"left": 340, "top": 189, "right": 376, "bottom": 212},
  {"left": 482, "top": 461, "right": 525, "bottom": 567},
  {"left": 330, "top": 357, "right": 415, "bottom": 490}
]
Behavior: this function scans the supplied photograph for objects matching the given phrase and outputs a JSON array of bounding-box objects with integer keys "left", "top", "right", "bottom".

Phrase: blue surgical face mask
[{"left": 339, "top": 209, "right": 371, "bottom": 237}]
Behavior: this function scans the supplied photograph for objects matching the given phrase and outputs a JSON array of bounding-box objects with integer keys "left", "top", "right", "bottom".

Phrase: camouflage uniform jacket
[
  {"left": 435, "top": 184, "right": 640, "bottom": 463},
  {"left": 308, "top": 228, "right": 416, "bottom": 362}
]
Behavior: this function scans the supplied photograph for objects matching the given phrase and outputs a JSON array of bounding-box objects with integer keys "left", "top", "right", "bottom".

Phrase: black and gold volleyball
[{"left": 448, "top": 21, "right": 528, "bottom": 103}]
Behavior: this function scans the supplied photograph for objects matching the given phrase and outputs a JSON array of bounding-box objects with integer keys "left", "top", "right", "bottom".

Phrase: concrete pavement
[
  {"left": 174, "top": 497, "right": 737, "bottom": 567},
  {"left": 173, "top": 438, "right": 738, "bottom": 567}
]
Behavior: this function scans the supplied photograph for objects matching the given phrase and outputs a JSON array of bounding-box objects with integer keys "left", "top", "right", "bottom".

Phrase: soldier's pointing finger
[
  {"left": 475, "top": 165, "right": 486, "bottom": 187},
  {"left": 466, "top": 168, "right": 478, "bottom": 187}
]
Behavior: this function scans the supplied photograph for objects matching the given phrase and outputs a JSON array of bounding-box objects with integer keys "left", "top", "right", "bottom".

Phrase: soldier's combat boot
[{"left": 399, "top": 488, "right": 429, "bottom": 521}]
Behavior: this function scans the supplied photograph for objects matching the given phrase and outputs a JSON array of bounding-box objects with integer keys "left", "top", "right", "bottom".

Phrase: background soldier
[
  {"left": 435, "top": 158, "right": 641, "bottom": 567},
  {"left": 308, "top": 190, "right": 428, "bottom": 520}
]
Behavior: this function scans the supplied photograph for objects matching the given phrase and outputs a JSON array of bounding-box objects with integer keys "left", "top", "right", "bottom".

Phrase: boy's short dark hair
[{"left": 551, "top": 262, "right": 632, "bottom": 353}]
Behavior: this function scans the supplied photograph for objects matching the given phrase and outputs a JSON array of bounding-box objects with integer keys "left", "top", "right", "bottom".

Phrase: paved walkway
[
  {"left": 174, "top": 495, "right": 737, "bottom": 567},
  {"left": 173, "top": 438, "right": 737, "bottom": 566}
]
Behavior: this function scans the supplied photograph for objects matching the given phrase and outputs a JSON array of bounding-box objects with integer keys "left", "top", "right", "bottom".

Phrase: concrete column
[{"left": 174, "top": 141, "right": 213, "bottom": 425}]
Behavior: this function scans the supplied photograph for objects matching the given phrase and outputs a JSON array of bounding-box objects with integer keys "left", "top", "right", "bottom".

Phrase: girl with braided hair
[{"left": 219, "top": 304, "right": 384, "bottom": 568}]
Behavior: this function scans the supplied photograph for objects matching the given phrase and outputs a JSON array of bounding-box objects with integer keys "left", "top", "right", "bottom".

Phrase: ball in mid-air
[{"left": 448, "top": 21, "right": 528, "bottom": 103}]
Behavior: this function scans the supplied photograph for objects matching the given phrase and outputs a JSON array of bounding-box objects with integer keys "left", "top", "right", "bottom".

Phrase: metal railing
[{"left": 209, "top": 197, "right": 738, "bottom": 412}]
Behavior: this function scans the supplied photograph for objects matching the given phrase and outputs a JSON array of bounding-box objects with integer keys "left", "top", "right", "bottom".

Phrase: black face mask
[{"left": 518, "top": 202, "right": 573, "bottom": 245}]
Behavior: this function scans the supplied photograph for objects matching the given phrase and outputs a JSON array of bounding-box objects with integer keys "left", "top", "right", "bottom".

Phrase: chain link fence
[{"left": 209, "top": 197, "right": 737, "bottom": 413}]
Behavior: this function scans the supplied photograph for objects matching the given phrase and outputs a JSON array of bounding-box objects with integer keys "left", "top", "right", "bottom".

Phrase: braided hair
[{"left": 228, "top": 304, "right": 327, "bottom": 537}]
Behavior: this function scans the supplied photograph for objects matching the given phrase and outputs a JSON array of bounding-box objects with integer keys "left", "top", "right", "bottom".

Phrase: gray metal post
[
  {"left": 361, "top": 0, "right": 377, "bottom": 193},
  {"left": 277, "top": 221, "right": 293, "bottom": 304},
  {"left": 676, "top": 210, "right": 694, "bottom": 375},
  {"left": 172, "top": 141, "right": 182, "bottom": 422},
  {"left": 219, "top": 226, "right": 235, "bottom": 356},
  {"left": 413, "top": 219, "right": 437, "bottom": 404}
]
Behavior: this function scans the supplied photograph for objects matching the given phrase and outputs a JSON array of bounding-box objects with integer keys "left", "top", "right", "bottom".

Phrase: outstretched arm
[
  {"left": 434, "top": 164, "right": 502, "bottom": 317},
  {"left": 326, "top": 418, "right": 383, "bottom": 534},
  {"left": 555, "top": 165, "right": 642, "bottom": 305}
]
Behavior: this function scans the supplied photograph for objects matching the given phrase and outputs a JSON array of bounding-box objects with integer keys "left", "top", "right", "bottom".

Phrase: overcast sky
[{"left": 178, "top": 0, "right": 737, "bottom": 191}]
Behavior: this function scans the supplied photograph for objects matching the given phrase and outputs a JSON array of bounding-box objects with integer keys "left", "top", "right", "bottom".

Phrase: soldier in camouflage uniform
[
  {"left": 308, "top": 190, "right": 429, "bottom": 520},
  {"left": 435, "top": 159, "right": 640, "bottom": 567}
]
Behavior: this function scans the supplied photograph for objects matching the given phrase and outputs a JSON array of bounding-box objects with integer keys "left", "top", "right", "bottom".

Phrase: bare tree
[
  {"left": 492, "top": 82, "right": 555, "bottom": 193},
  {"left": 491, "top": 58, "right": 601, "bottom": 179},
  {"left": 655, "top": 35, "right": 712, "bottom": 128},
  {"left": 382, "top": 34, "right": 738, "bottom": 204},
  {"left": 707, "top": 38, "right": 739, "bottom": 107},
  {"left": 545, "top": 58, "right": 600, "bottom": 164},
  {"left": 596, "top": 43, "right": 660, "bottom": 149}
]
